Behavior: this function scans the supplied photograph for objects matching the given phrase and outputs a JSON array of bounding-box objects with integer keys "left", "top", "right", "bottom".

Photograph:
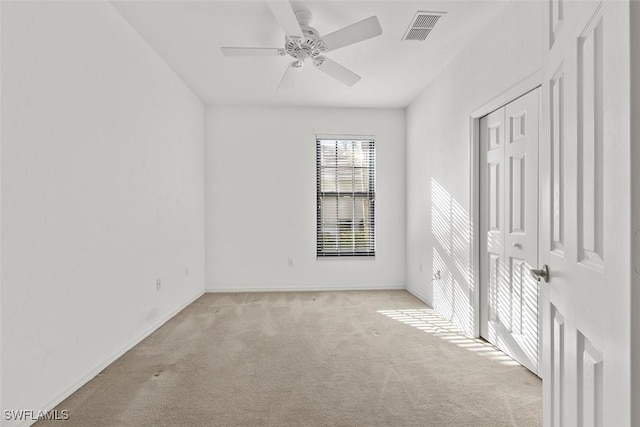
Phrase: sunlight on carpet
[{"left": 377, "top": 308, "right": 521, "bottom": 366}]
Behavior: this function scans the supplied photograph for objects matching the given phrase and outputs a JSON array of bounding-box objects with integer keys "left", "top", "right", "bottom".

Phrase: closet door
[{"left": 480, "top": 88, "right": 540, "bottom": 375}]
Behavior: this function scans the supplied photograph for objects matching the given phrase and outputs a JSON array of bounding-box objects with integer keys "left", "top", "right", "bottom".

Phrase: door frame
[
  {"left": 468, "top": 71, "right": 543, "bottom": 361},
  {"left": 632, "top": 2, "right": 640, "bottom": 423}
]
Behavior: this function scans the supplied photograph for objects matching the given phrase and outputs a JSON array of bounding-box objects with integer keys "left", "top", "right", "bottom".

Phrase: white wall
[
  {"left": 405, "top": 1, "right": 543, "bottom": 335},
  {"left": 205, "top": 106, "right": 405, "bottom": 291},
  {"left": 1, "top": 2, "right": 205, "bottom": 423}
]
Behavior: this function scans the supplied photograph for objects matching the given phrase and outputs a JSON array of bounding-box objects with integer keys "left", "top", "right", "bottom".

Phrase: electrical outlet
[
  {"left": 288, "top": 258, "right": 294, "bottom": 267},
  {"left": 156, "top": 279, "right": 162, "bottom": 291},
  {"left": 185, "top": 267, "right": 189, "bottom": 277},
  {"left": 419, "top": 263, "right": 423, "bottom": 273}
]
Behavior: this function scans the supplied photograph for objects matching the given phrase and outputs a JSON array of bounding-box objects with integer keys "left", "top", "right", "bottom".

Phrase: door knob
[
  {"left": 530, "top": 265, "right": 550, "bottom": 283},
  {"left": 513, "top": 242, "right": 522, "bottom": 249}
]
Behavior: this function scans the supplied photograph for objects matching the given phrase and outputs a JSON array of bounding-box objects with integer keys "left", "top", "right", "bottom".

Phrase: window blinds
[{"left": 316, "top": 137, "right": 375, "bottom": 257}]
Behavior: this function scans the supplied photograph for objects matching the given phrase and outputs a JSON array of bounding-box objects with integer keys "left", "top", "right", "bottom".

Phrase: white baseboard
[
  {"left": 205, "top": 284, "right": 405, "bottom": 293},
  {"left": 19, "top": 290, "right": 204, "bottom": 427}
]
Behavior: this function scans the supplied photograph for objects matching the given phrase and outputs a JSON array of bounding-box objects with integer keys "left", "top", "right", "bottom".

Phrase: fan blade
[
  {"left": 314, "top": 57, "right": 361, "bottom": 86},
  {"left": 221, "top": 47, "right": 285, "bottom": 57},
  {"left": 266, "top": 1, "right": 304, "bottom": 38},
  {"left": 320, "top": 16, "right": 382, "bottom": 52},
  {"left": 277, "top": 61, "right": 303, "bottom": 90}
]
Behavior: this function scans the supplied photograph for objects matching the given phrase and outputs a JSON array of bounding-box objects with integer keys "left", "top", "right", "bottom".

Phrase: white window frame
[{"left": 316, "top": 135, "right": 376, "bottom": 257}]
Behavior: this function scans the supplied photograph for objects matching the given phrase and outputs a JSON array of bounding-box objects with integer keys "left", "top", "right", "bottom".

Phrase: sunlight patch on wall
[
  {"left": 430, "top": 178, "right": 474, "bottom": 335},
  {"left": 431, "top": 178, "right": 472, "bottom": 284}
]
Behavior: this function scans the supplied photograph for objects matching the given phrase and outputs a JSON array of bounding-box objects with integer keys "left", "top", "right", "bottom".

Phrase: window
[{"left": 316, "top": 136, "right": 375, "bottom": 257}]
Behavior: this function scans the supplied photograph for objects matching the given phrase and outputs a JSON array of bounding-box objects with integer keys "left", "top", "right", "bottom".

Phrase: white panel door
[
  {"left": 480, "top": 89, "right": 540, "bottom": 375},
  {"left": 540, "top": 1, "right": 631, "bottom": 426}
]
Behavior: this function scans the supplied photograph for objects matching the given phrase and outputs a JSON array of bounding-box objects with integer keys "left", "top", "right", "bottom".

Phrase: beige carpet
[{"left": 37, "top": 290, "right": 541, "bottom": 426}]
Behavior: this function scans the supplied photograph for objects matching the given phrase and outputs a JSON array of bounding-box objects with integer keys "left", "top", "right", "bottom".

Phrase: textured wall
[
  {"left": 1, "top": 2, "right": 205, "bottom": 422},
  {"left": 205, "top": 106, "right": 405, "bottom": 291},
  {"left": 405, "top": 1, "right": 543, "bottom": 335}
]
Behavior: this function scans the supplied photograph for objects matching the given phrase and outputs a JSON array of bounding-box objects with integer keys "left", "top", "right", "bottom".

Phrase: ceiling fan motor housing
[
  {"left": 284, "top": 25, "right": 326, "bottom": 64},
  {"left": 283, "top": 9, "right": 327, "bottom": 64}
]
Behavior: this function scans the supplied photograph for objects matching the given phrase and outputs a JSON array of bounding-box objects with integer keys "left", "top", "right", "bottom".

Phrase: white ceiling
[{"left": 111, "top": 1, "right": 506, "bottom": 108}]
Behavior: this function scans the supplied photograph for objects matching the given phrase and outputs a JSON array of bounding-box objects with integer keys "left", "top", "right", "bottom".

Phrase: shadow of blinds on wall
[{"left": 316, "top": 135, "right": 376, "bottom": 257}]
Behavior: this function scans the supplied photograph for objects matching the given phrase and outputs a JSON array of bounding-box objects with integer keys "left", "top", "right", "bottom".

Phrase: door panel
[
  {"left": 480, "top": 89, "right": 540, "bottom": 375},
  {"left": 550, "top": 304, "right": 565, "bottom": 427},
  {"left": 482, "top": 108, "right": 505, "bottom": 329},
  {"left": 550, "top": 68, "right": 565, "bottom": 256},
  {"left": 577, "top": 332, "right": 603, "bottom": 427},
  {"left": 540, "top": 2, "right": 631, "bottom": 426}
]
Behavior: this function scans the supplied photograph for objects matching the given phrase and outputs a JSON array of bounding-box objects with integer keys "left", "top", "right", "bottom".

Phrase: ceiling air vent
[{"left": 402, "top": 11, "right": 446, "bottom": 41}]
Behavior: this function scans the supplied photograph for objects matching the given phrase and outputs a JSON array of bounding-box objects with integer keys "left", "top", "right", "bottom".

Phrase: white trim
[
  {"left": 631, "top": 2, "right": 640, "bottom": 423},
  {"left": 468, "top": 71, "right": 542, "bottom": 339},
  {"left": 29, "top": 291, "right": 204, "bottom": 427},
  {"left": 470, "top": 70, "right": 543, "bottom": 118},
  {"left": 468, "top": 115, "right": 481, "bottom": 338},
  {"left": 0, "top": 2, "right": 3, "bottom": 416},
  {"left": 316, "top": 134, "right": 375, "bottom": 141},
  {"left": 205, "top": 284, "right": 405, "bottom": 293}
]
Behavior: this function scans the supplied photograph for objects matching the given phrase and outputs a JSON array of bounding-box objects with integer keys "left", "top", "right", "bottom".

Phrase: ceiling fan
[{"left": 221, "top": 2, "right": 383, "bottom": 89}]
